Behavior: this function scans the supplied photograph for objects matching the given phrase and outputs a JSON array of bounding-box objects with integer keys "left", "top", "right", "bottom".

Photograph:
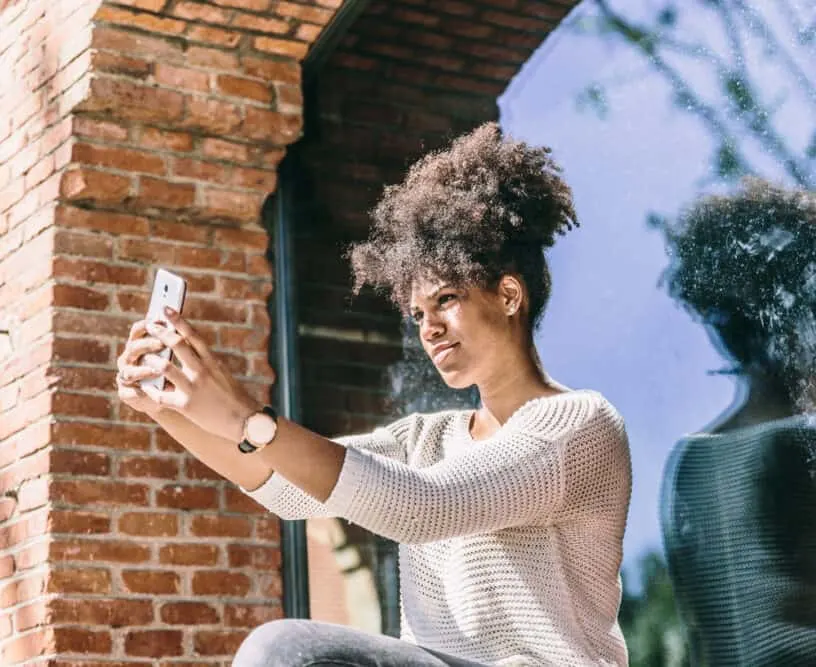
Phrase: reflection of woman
[
  {"left": 658, "top": 179, "right": 816, "bottom": 666},
  {"left": 115, "top": 124, "right": 632, "bottom": 666}
]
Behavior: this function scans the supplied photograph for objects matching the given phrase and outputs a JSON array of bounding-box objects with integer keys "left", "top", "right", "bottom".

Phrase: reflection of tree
[
  {"left": 575, "top": 0, "right": 815, "bottom": 187},
  {"left": 619, "top": 551, "right": 689, "bottom": 667}
]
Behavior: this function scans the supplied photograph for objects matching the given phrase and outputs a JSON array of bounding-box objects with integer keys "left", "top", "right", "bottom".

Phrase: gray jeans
[{"left": 232, "top": 619, "right": 490, "bottom": 667}]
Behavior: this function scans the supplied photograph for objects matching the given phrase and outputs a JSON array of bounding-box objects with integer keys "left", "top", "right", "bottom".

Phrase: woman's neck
[
  {"left": 471, "top": 354, "right": 564, "bottom": 439},
  {"left": 711, "top": 372, "right": 797, "bottom": 433}
]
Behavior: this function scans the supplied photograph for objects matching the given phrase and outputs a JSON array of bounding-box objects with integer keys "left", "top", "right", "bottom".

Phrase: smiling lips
[{"left": 431, "top": 342, "right": 459, "bottom": 365}]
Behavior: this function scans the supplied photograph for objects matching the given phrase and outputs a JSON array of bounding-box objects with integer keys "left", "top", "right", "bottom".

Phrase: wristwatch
[{"left": 238, "top": 405, "right": 278, "bottom": 454}]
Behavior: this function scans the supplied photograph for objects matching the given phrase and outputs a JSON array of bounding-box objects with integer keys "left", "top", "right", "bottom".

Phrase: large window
[{"left": 305, "top": 2, "right": 816, "bottom": 664}]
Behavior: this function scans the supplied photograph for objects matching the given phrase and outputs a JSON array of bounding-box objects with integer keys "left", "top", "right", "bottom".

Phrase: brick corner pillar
[{"left": 0, "top": 0, "right": 344, "bottom": 663}]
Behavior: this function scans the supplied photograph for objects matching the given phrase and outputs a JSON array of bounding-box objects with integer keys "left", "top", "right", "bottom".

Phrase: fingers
[
  {"left": 146, "top": 320, "right": 203, "bottom": 374},
  {"left": 142, "top": 354, "right": 193, "bottom": 394},
  {"left": 117, "top": 318, "right": 189, "bottom": 413},
  {"left": 117, "top": 333, "right": 165, "bottom": 388},
  {"left": 164, "top": 310, "right": 214, "bottom": 362},
  {"left": 162, "top": 310, "right": 249, "bottom": 391},
  {"left": 141, "top": 382, "right": 188, "bottom": 410},
  {"left": 127, "top": 319, "right": 149, "bottom": 342},
  {"left": 116, "top": 360, "right": 163, "bottom": 386},
  {"left": 117, "top": 383, "right": 148, "bottom": 403},
  {"left": 119, "top": 320, "right": 164, "bottom": 376},
  {"left": 124, "top": 336, "right": 165, "bottom": 365},
  {"left": 137, "top": 353, "right": 193, "bottom": 411}
]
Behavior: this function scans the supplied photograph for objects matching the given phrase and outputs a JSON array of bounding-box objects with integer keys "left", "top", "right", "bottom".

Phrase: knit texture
[
  {"left": 660, "top": 416, "right": 816, "bottom": 666},
  {"left": 244, "top": 389, "right": 632, "bottom": 666}
]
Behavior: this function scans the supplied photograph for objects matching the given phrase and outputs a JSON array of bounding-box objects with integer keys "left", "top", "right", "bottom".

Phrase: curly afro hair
[
  {"left": 347, "top": 122, "right": 578, "bottom": 335},
  {"left": 659, "top": 177, "right": 816, "bottom": 406}
]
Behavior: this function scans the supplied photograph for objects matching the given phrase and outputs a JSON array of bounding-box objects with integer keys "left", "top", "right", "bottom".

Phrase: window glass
[
  {"left": 305, "top": 2, "right": 816, "bottom": 663},
  {"left": 501, "top": 1, "right": 815, "bottom": 663}
]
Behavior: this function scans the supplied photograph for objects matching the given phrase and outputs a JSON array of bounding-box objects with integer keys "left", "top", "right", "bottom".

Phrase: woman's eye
[
  {"left": 439, "top": 294, "right": 456, "bottom": 306},
  {"left": 410, "top": 311, "right": 422, "bottom": 323}
]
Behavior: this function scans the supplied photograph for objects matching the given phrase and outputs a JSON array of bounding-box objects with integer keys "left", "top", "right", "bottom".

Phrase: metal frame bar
[
  {"left": 273, "top": 0, "right": 372, "bottom": 620},
  {"left": 273, "top": 156, "right": 311, "bottom": 620}
]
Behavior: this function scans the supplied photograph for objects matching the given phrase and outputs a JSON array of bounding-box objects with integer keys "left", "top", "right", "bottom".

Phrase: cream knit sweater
[{"left": 245, "top": 389, "right": 632, "bottom": 666}]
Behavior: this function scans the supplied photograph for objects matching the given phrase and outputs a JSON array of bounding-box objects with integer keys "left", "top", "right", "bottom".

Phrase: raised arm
[
  {"left": 249, "top": 399, "right": 628, "bottom": 543},
  {"left": 239, "top": 423, "right": 409, "bottom": 520},
  {"left": 116, "top": 313, "right": 409, "bottom": 510},
  {"left": 261, "top": 429, "right": 564, "bottom": 542}
]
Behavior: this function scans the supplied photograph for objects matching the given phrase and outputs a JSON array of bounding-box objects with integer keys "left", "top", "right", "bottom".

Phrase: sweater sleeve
[
  {"left": 241, "top": 417, "right": 410, "bottom": 521},
  {"left": 320, "top": 396, "right": 622, "bottom": 544},
  {"left": 319, "top": 419, "right": 583, "bottom": 544}
]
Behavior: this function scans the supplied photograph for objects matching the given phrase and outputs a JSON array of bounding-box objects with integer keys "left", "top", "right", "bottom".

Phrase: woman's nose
[{"left": 420, "top": 313, "right": 445, "bottom": 341}]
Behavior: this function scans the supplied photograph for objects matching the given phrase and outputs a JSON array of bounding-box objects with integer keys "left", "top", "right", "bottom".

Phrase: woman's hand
[
  {"left": 140, "top": 307, "right": 265, "bottom": 443},
  {"left": 115, "top": 320, "right": 168, "bottom": 420}
]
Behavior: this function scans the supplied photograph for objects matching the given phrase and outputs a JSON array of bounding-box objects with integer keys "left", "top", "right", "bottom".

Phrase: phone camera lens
[{"left": 163, "top": 285, "right": 168, "bottom": 293}]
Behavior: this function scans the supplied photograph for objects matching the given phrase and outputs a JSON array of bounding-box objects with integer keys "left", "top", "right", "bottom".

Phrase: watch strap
[
  {"left": 238, "top": 439, "right": 258, "bottom": 454},
  {"left": 260, "top": 404, "right": 277, "bottom": 421}
]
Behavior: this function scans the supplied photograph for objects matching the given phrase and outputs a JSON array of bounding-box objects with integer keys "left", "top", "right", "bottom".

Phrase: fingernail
[{"left": 164, "top": 306, "right": 177, "bottom": 317}]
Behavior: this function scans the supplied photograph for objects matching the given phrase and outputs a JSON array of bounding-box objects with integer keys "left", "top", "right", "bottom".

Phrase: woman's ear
[{"left": 498, "top": 275, "right": 525, "bottom": 316}]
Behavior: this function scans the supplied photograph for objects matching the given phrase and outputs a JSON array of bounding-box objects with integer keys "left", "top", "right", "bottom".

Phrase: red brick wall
[
  {"left": 2, "top": 0, "right": 103, "bottom": 662},
  {"left": 0, "top": 0, "right": 341, "bottom": 663}
]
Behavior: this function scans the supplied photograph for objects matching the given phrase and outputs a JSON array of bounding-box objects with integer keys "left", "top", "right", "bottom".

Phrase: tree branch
[
  {"left": 591, "top": 0, "right": 813, "bottom": 187},
  {"left": 592, "top": 0, "right": 754, "bottom": 178},
  {"left": 717, "top": 1, "right": 812, "bottom": 186},
  {"left": 732, "top": 0, "right": 816, "bottom": 104},
  {"left": 773, "top": 0, "right": 809, "bottom": 46}
]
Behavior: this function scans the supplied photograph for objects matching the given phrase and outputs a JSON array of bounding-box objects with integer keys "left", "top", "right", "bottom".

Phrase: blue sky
[{"left": 498, "top": 0, "right": 815, "bottom": 578}]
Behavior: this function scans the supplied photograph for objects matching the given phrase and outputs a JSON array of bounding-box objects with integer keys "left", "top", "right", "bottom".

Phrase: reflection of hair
[
  {"left": 659, "top": 177, "right": 816, "bottom": 404},
  {"left": 347, "top": 122, "right": 578, "bottom": 333}
]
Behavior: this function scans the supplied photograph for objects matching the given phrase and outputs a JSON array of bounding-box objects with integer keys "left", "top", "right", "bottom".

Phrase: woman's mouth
[{"left": 432, "top": 343, "right": 459, "bottom": 365}]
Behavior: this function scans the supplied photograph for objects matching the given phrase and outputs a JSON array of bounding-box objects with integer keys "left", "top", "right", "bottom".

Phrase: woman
[
  {"left": 116, "top": 123, "right": 632, "bottom": 666},
  {"left": 657, "top": 179, "right": 816, "bottom": 666}
]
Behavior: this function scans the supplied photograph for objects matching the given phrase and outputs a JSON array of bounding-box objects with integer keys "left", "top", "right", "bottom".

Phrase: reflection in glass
[
  {"left": 658, "top": 180, "right": 816, "bottom": 665},
  {"left": 500, "top": 1, "right": 815, "bottom": 661},
  {"left": 306, "top": 323, "right": 479, "bottom": 637},
  {"left": 575, "top": 0, "right": 815, "bottom": 189}
]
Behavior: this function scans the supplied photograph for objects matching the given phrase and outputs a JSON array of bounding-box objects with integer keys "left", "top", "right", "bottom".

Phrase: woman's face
[{"left": 409, "top": 276, "right": 518, "bottom": 390}]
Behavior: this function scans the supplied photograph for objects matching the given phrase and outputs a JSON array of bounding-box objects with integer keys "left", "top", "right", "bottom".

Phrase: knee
[{"left": 232, "top": 619, "right": 314, "bottom": 667}]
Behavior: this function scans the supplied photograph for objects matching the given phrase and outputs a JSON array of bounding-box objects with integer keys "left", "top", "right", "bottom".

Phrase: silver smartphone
[{"left": 141, "top": 268, "right": 187, "bottom": 392}]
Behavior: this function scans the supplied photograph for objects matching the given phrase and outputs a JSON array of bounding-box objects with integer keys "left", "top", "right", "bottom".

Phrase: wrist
[
  {"left": 229, "top": 399, "right": 263, "bottom": 443},
  {"left": 145, "top": 406, "right": 166, "bottom": 422}
]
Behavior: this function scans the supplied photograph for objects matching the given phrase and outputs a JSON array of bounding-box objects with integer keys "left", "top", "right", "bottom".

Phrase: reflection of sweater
[
  {"left": 660, "top": 416, "right": 816, "bottom": 667},
  {"left": 245, "top": 390, "right": 632, "bottom": 666}
]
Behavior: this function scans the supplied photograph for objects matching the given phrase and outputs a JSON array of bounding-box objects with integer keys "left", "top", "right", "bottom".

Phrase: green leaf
[
  {"left": 576, "top": 83, "right": 610, "bottom": 119},
  {"left": 657, "top": 6, "right": 678, "bottom": 28},
  {"left": 715, "top": 141, "right": 744, "bottom": 179},
  {"left": 724, "top": 73, "right": 757, "bottom": 113}
]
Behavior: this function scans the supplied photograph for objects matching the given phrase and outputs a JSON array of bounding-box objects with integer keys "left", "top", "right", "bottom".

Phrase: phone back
[{"left": 141, "top": 269, "right": 187, "bottom": 392}]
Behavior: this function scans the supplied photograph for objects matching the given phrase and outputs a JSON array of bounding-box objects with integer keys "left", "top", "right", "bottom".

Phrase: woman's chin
[{"left": 438, "top": 369, "right": 472, "bottom": 390}]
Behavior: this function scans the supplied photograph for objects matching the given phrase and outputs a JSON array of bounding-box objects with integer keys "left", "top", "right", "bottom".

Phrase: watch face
[{"left": 246, "top": 413, "right": 277, "bottom": 446}]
